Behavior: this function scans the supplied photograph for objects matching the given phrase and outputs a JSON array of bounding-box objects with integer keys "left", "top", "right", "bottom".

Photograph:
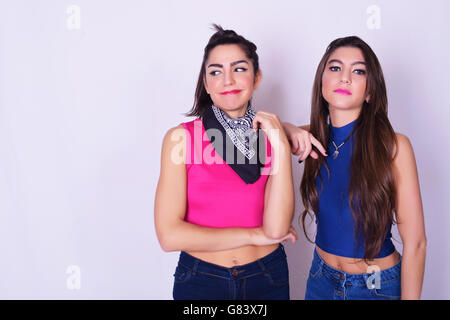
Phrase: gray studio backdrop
[{"left": 1, "top": 0, "right": 448, "bottom": 299}]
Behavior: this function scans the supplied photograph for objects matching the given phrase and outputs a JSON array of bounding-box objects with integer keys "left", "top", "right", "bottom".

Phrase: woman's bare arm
[
  {"left": 251, "top": 112, "right": 295, "bottom": 239},
  {"left": 393, "top": 133, "right": 426, "bottom": 300},
  {"left": 281, "top": 122, "right": 326, "bottom": 161},
  {"left": 154, "top": 126, "right": 296, "bottom": 252}
]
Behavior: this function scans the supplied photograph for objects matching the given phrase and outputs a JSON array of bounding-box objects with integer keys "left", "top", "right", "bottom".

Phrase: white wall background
[{"left": 0, "top": 0, "right": 448, "bottom": 299}]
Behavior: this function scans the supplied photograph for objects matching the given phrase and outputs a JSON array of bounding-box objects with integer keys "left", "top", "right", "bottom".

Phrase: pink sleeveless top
[{"left": 181, "top": 119, "right": 272, "bottom": 228}]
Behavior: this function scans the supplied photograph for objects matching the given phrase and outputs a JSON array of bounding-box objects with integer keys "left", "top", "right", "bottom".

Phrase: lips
[
  {"left": 333, "top": 88, "right": 352, "bottom": 95},
  {"left": 220, "top": 89, "right": 242, "bottom": 95}
]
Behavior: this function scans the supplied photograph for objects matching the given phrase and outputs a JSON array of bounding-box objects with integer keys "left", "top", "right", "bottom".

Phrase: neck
[
  {"left": 328, "top": 105, "right": 361, "bottom": 127},
  {"left": 218, "top": 103, "right": 248, "bottom": 119}
]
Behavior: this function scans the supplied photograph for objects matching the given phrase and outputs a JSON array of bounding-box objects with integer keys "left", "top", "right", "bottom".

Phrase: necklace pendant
[{"left": 332, "top": 150, "right": 339, "bottom": 159}]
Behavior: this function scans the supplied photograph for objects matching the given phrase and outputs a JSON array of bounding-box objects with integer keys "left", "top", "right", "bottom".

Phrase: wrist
[
  {"left": 281, "top": 122, "right": 295, "bottom": 135},
  {"left": 275, "top": 139, "right": 292, "bottom": 154}
]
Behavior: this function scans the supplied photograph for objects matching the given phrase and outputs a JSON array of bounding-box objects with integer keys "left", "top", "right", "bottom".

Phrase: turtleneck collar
[{"left": 330, "top": 118, "right": 357, "bottom": 143}]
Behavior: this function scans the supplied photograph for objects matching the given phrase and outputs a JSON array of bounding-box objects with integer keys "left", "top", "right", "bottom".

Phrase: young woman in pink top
[{"left": 154, "top": 25, "right": 310, "bottom": 300}]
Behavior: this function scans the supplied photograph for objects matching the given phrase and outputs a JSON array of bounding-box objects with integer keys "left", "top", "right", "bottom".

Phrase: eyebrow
[
  {"left": 328, "top": 59, "right": 366, "bottom": 66},
  {"left": 207, "top": 60, "right": 249, "bottom": 68}
]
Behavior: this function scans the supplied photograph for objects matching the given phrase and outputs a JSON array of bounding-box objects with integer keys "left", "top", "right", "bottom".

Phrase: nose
[
  {"left": 223, "top": 69, "right": 235, "bottom": 86},
  {"left": 340, "top": 69, "right": 352, "bottom": 84}
]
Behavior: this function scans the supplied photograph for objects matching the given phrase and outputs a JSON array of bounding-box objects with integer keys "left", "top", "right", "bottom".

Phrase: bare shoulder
[
  {"left": 162, "top": 125, "right": 186, "bottom": 149},
  {"left": 160, "top": 125, "right": 187, "bottom": 166},
  {"left": 393, "top": 133, "right": 416, "bottom": 168},
  {"left": 163, "top": 125, "right": 185, "bottom": 142},
  {"left": 395, "top": 133, "right": 411, "bottom": 146}
]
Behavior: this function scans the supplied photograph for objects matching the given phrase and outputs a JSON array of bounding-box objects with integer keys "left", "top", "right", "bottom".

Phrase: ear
[
  {"left": 203, "top": 76, "right": 210, "bottom": 94},
  {"left": 253, "top": 70, "right": 263, "bottom": 90},
  {"left": 365, "top": 94, "right": 371, "bottom": 103}
]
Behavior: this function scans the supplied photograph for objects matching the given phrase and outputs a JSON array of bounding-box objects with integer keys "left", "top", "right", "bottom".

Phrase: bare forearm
[
  {"left": 299, "top": 124, "right": 310, "bottom": 131},
  {"left": 282, "top": 122, "right": 309, "bottom": 133},
  {"left": 401, "top": 244, "right": 426, "bottom": 300},
  {"left": 160, "top": 220, "right": 254, "bottom": 252},
  {"left": 263, "top": 142, "right": 294, "bottom": 238}
]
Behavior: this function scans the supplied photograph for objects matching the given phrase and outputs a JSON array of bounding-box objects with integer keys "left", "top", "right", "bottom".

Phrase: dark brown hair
[
  {"left": 186, "top": 24, "right": 260, "bottom": 118},
  {"left": 300, "top": 36, "right": 398, "bottom": 261}
]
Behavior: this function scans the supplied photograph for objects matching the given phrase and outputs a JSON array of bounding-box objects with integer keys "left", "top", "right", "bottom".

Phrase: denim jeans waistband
[
  {"left": 178, "top": 244, "right": 286, "bottom": 280},
  {"left": 313, "top": 248, "right": 401, "bottom": 286}
]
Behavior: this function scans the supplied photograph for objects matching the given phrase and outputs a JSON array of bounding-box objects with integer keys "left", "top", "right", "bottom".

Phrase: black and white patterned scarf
[
  {"left": 202, "top": 105, "right": 266, "bottom": 184},
  {"left": 212, "top": 105, "right": 258, "bottom": 160}
]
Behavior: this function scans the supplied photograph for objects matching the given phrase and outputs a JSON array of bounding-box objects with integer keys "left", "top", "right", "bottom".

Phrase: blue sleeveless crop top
[{"left": 315, "top": 119, "right": 395, "bottom": 258}]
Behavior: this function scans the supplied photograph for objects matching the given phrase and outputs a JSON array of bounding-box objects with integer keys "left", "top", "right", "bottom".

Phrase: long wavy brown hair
[{"left": 300, "top": 36, "right": 398, "bottom": 261}]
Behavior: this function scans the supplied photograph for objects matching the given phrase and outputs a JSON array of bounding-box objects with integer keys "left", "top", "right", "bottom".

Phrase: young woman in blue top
[{"left": 283, "top": 36, "right": 426, "bottom": 300}]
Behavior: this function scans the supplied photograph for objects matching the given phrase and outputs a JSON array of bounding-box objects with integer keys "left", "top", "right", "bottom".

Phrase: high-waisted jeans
[
  {"left": 173, "top": 244, "right": 289, "bottom": 300},
  {"left": 305, "top": 248, "right": 402, "bottom": 300}
]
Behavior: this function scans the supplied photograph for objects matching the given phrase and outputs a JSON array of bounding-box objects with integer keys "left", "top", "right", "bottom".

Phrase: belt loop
[
  {"left": 315, "top": 249, "right": 325, "bottom": 268},
  {"left": 257, "top": 259, "right": 267, "bottom": 274},
  {"left": 319, "top": 258, "right": 325, "bottom": 270},
  {"left": 192, "top": 259, "right": 199, "bottom": 275}
]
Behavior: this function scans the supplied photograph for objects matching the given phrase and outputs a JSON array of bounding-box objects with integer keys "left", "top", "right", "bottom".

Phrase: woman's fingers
[
  {"left": 290, "top": 135, "right": 300, "bottom": 155},
  {"left": 282, "top": 234, "right": 294, "bottom": 244},
  {"left": 290, "top": 226, "right": 298, "bottom": 240},
  {"left": 252, "top": 116, "right": 260, "bottom": 132},
  {"left": 252, "top": 112, "right": 273, "bottom": 133},
  {"left": 298, "top": 137, "right": 306, "bottom": 157},
  {"left": 282, "top": 226, "right": 298, "bottom": 244},
  {"left": 299, "top": 150, "right": 318, "bottom": 162},
  {"left": 310, "top": 135, "right": 327, "bottom": 157},
  {"left": 301, "top": 136, "right": 312, "bottom": 161},
  {"left": 260, "top": 118, "right": 326, "bottom": 160},
  {"left": 294, "top": 132, "right": 327, "bottom": 162},
  {"left": 283, "top": 122, "right": 301, "bottom": 155}
]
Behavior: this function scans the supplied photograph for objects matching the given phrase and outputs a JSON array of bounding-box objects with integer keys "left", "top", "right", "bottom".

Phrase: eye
[
  {"left": 329, "top": 66, "right": 340, "bottom": 72},
  {"left": 209, "top": 70, "right": 221, "bottom": 76},
  {"left": 234, "top": 67, "right": 248, "bottom": 72},
  {"left": 353, "top": 69, "right": 366, "bottom": 75}
]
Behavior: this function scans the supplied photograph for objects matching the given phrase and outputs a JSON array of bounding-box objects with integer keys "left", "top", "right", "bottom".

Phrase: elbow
[
  {"left": 264, "top": 231, "right": 284, "bottom": 240},
  {"left": 158, "top": 237, "right": 172, "bottom": 252},
  {"left": 159, "top": 241, "right": 173, "bottom": 253},
  {"left": 403, "top": 237, "right": 427, "bottom": 253},
  {"left": 155, "top": 218, "right": 184, "bottom": 252},
  {"left": 157, "top": 233, "right": 178, "bottom": 252},
  {"left": 415, "top": 236, "right": 427, "bottom": 251},
  {"left": 417, "top": 238, "right": 427, "bottom": 252},
  {"left": 262, "top": 209, "right": 294, "bottom": 240},
  {"left": 263, "top": 225, "right": 290, "bottom": 240}
]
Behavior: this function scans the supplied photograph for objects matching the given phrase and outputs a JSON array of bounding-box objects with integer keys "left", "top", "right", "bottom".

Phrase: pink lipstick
[
  {"left": 220, "top": 90, "right": 242, "bottom": 95},
  {"left": 333, "top": 89, "right": 352, "bottom": 95}
]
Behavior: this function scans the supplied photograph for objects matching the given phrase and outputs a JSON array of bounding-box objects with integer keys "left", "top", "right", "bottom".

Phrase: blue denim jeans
[
  {"left": 305, "top": 248, "right": 401, "bottom": 300},
  {"left": 173, "top": 244, "right": 289, "bottom": 300}
]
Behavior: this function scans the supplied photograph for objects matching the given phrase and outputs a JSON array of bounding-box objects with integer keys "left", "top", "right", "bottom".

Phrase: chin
[
  {"left": 327, "top": 98, "right": 358, "bottom": 110},
  {"left": 216, "top": 100, "right": 248, "bottom": 111}
]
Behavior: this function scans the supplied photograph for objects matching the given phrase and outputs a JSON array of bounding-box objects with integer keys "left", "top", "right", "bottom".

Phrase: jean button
[{"left": 232, "top": 269, "right": 238, "bottom": 277}]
